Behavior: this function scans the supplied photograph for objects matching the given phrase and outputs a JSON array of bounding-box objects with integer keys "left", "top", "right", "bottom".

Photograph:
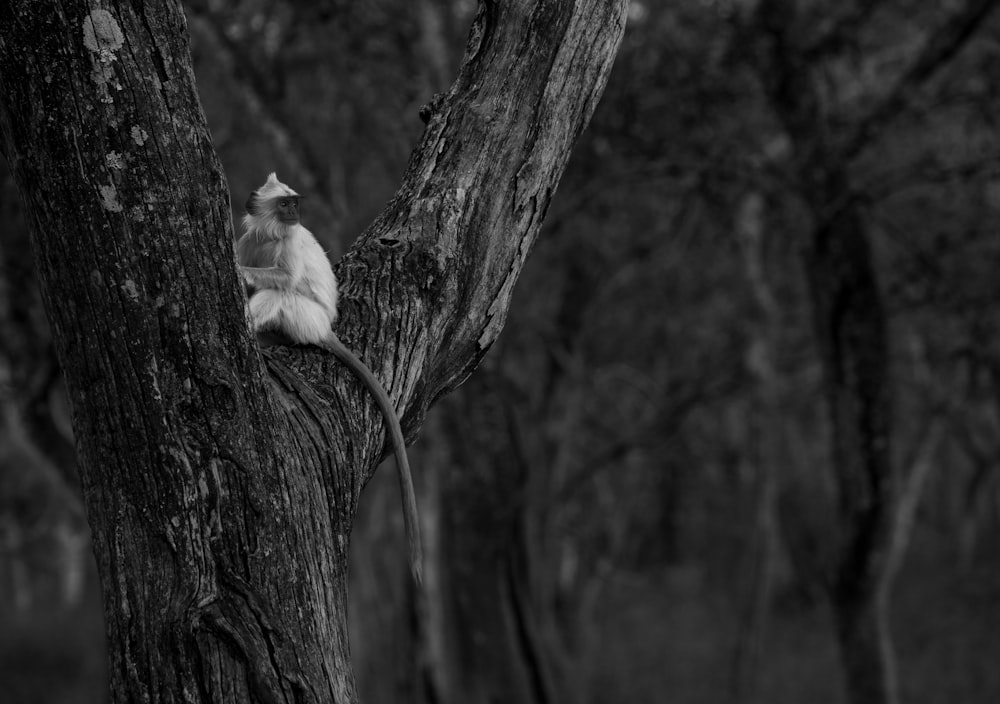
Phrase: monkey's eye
[{"left": 279, "top": 199, "right": 288, "bottom": 207}]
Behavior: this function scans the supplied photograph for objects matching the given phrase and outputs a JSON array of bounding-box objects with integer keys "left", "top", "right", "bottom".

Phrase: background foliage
[{"left": 2, "top": 1, "right": 999, "bottom": 702}]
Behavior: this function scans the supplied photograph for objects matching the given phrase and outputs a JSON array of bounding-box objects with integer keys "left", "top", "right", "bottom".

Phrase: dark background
[{"left": 2, "top": 1, "right": 999, "bottom": 703}]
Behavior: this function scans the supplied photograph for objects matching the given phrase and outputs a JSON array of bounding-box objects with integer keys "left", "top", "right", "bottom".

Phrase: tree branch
[
  {"left": 0, "top": 1, "right": 627, "bottom": 700},
  {"left": 183, "top": 2, "right": 339, "bottom": 228},
  {"left": 332, "top": 0, "right": 628, "bottom": 447},
  {"left": 802, "top": 1, "right": 885, "bottom": 59},
  {"left": 843, "top": 0, "right": 999, "bottom": 159}
]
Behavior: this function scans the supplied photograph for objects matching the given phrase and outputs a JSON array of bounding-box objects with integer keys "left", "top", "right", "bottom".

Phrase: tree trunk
[
  {"left": 731, "top": 191, "right": 782, "bottom": 704},
  {"left": 832, "top": 587, "right": 897, "bottom": 704},
  {"left": 0, "top": 1, "right": 627, "bottom": 702},
  {"left": 806, "top": 199, "right": 898, "bottom": 704},
  {"left": 746, "top": 3, "right": 900, "bottom": 701},
  {"left": 438, "top": 380, "right": 550, "bottom": 704},
  {"left": 0, "top": 164, "right": 79, "bottom": 489}
]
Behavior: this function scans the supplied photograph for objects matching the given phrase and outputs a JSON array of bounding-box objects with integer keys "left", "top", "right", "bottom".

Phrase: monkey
[{"left": 236, "top": 172, "right": 422, "bottom": 586}]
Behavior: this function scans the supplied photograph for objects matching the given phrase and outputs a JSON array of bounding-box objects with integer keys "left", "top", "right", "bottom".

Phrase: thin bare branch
[
  {"left": 185, "top": 2, "right": 339, "bottom": 228},
  {"left": 843, "top": 0, "right": 999, "bottom": 159},
  {"left": 804, "top": 1, "right": 886, "bottom": 59}
]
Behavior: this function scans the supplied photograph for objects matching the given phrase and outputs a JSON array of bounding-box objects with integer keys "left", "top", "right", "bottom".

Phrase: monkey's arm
[
  {"left": 240, "top": 265, "right": 294, "bottom": 291},
  {"left": 321, "top": 333, "right": 423, "bottom": 586}
]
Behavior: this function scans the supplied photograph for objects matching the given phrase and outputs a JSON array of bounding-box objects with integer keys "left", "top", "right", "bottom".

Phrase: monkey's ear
[{"left": 245, "top": 190, "right": 259, "bottom": 214}]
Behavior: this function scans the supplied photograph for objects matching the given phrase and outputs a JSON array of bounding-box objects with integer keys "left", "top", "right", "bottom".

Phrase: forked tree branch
[
  {"left": 843, "top": 0, "right": 999, "bottom": 159},
  {"left": 0, "top": 1, "right": 627, "bottom": 701}
]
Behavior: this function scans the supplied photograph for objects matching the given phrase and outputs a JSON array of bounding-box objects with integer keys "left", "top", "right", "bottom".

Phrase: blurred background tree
[{"left": 2, "top": 1, "right": 999, "bottom": 703}]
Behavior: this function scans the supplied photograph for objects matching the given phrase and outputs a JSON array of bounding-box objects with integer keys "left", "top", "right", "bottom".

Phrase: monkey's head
[{"left": 243, "top": 172, "right": 302, "bottom": 235}]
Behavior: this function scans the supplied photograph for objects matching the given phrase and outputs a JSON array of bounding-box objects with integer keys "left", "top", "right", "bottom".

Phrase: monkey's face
[{"left": 275, "top": 197, "right": 300, "bottom": 225}]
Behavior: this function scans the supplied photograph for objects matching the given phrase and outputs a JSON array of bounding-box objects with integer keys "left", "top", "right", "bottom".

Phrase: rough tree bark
[
  {"left": 0, "top": 166, "right": 79, "bottom": 489},
  {"left": 0, "top": 1, "right": 627, "bottom": 702}
]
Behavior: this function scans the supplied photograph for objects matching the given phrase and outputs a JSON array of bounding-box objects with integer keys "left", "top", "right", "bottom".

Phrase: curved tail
[{"left": 325, "top": 334, "right": 423, "bottom": 586}]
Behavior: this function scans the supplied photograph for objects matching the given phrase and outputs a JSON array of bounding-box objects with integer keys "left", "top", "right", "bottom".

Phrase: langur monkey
[{"left": 237, "top": 173, "right": 422, "bottom": 585}]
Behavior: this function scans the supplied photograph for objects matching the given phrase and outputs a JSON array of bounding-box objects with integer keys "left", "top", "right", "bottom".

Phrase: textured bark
[
  {"left": 0, "top": 167, "right": 79, "bottom": 489},
  {"left": 0, "top": 1, "right": 626, "bottom": 703}
]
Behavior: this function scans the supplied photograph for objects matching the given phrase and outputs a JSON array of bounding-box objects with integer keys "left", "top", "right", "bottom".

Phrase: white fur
[
  {"left": 239, "top": 173, "right": 339, "bottom": 344},
  {"left": 259, "top": 171, "right": 299, "bottom": 200},
  {"left": 240, "top": 172, "right": 303, "bottom": 241},
  {"left": 247, "top": 224, "right": 339, "bottom": 344},
  {"left": 239, "top": 174, "right": 423, "bottom": 584},
  {"left": 249, "top": 289, "right": 332, "bottom": 343},
  {"left": 240, "top": 210, "right": 287, "bottom": 242}
]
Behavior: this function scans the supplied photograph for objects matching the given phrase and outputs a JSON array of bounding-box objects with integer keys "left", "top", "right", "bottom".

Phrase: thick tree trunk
[
  {"left": 0, "top": 1, "right": 626, "bottom": 702},
  {"left": 806, "top": 199, "right": 899, "bottom": 704},
  {"left": 0, "top": 165, "right": 78, "bottom": 488},
  {"left": 435, "top": 377, "right": 556, "bottom": 704},
  {"left": 832, "top": 587, "right": 898, "bottom": 704},
  {"left": 747, "top": 3, "right": 901, "bottom": 702}
]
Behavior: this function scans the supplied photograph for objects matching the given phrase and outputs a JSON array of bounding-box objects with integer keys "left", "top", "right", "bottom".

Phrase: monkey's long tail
[{"left": 325, "top": 334, "right": 423, "bottom": 587}]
